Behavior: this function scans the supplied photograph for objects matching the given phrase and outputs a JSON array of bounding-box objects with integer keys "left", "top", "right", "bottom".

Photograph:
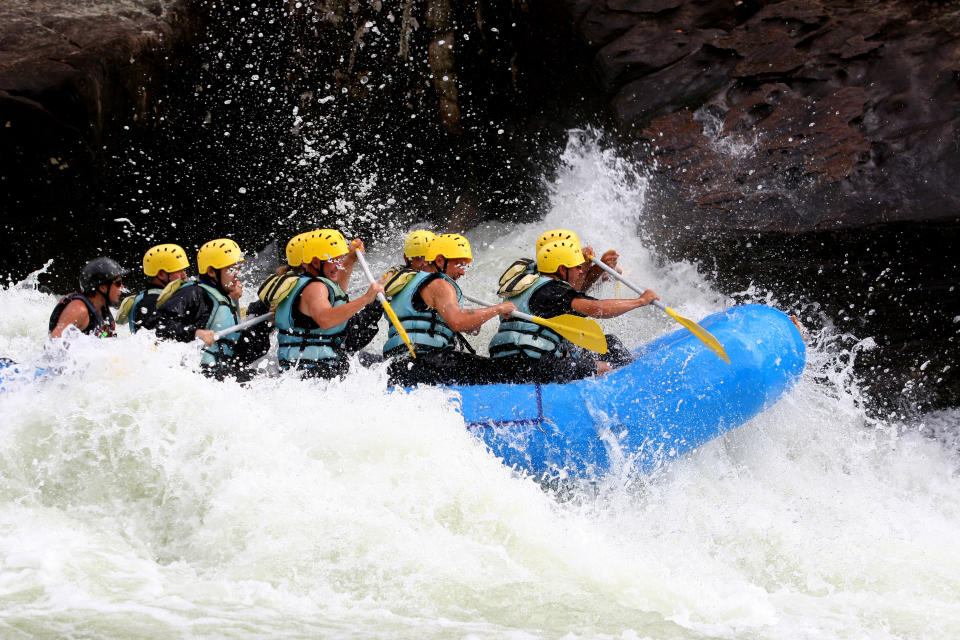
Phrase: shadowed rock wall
[
  {"left": 2, "top": 0, "right": 957, "bottom": 410},
  {"left": 0, "top": 0, "right": 202, "bottom": 281},
  {"left": 1, "top": 1, "right": 599, "bottom": 291},
  {"left": 562, "top": 0, "right": 960, "bottom": 410}
]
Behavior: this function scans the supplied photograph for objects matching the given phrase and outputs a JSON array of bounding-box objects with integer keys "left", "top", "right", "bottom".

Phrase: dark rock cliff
[
  {"left": 563, "top": 0, "right": 960, "bottom": 410},
  {"left": 1, "top": 0, "right": 598, "bottom": 289},
  {"left": 1, "top": 0, "right": 957, "bottom": 410},
  {"left": 0, "top": 0, "right": 202, "bottom": 276}
]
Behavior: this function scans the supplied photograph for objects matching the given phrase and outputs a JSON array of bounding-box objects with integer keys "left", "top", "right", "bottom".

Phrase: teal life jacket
[
  {"left": 128, "top": 288, "right": 162, "bottom": 333},
  {"left": 488, "top": 276, "right": 571, "bottom": 359},
  {"left": 181, "top": 281, "right": 242, "bottom": 368},
  {"left": 383, "top": 271, "right": 462, "bottom": 356},
  {"left": 275, "top": 275, "right": 349, "bottom": 369}
]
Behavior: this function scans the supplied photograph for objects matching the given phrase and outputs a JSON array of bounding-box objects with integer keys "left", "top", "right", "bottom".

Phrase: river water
[{"left": 2, "top": 134, "right": 959, "bottom": 639}]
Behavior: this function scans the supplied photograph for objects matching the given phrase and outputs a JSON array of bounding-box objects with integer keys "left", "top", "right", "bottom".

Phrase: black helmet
[{"left": 79, "top": 257, "right": 128, "bottom": 293}]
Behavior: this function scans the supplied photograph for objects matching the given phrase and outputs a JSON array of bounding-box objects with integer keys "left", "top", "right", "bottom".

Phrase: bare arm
[
  {"left": 580, "top": 246, "right": 620, "bottom": 292},
  {"left": 299, "top": 280, "right": 383, "bottom": 330},
  {"left": 571, "top": 290, "right": 658, "bottom": 319},
  {"left": 338, "top": 238, "right": 366, "bottom": 290},
  {"left": 421, "top": 278, "right": 515, "bottom": 333},
  {"left": 49, "top": 300, "right": 90, "bottom": 338}
]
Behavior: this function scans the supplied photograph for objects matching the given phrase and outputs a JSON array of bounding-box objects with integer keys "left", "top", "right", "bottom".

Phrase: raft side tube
[{"left": 455, "top": 305, "right": 805, "bottom": 479}]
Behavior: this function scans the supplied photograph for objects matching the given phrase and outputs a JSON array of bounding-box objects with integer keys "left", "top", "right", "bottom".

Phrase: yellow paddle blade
[
  {"left": 116, "top": 295, "right": 135, "bottom": 325},
  {"left": 531, "top": 314, "right": 608, "bottom": 354},
  {"left": 663, "top": 307, "right": 731, "bottom": 364},
  {"left": 382, "top": 299, "right": 416, "bottom": 358}
]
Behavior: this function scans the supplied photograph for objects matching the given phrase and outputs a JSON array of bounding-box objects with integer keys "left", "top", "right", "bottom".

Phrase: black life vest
[{"left": 48, "top": 293, "right": 116, "bottom": 337}]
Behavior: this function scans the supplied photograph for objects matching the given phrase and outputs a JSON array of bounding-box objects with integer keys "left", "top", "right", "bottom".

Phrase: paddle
[
  {"left": 213, "top": 312, "right": 274, "bottom": 342},
  {"left": 354, "top": 249, "right": 416, "bottom": 358},
  {"left": 462, "top": 293, "right": 608, "bottom": 354},
  {"left": 589, "top": 256, "right": 730, "bottom": 364}
]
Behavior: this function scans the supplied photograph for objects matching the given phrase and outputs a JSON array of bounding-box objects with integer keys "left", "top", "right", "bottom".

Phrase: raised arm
[
  {"left": 338, "top": 238, "right": 366, "bottom": 290},
  {"left": 580, "top": 246, "right": 620, "bottom": 292}
]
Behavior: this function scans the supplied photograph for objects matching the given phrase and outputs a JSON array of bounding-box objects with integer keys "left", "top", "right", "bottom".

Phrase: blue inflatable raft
[
  {"left": 0, "top": 359, "right": 47, "bottom": 392},
  {"left": 453, "top": 304, "right": 805, "bottom": 479}
]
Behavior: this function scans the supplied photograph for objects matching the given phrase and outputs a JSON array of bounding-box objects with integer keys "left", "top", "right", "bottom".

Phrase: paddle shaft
[
  {"left": 462, "top": 294, "right": 538, "bottom": 323},
  {"left": 214, "top": 312, "right": 274, "bottom": 341},
  {"left": 589, "top": 257, "right": 665, "bottom": 311},
  {"left": 462, "top": 293, "right": 608, "bottom": 354},
  {"left": 355, "top": 249, "right": 417, "bottom": 358},
  {"left": 589, "top": 256, "right": 731, "bottom": 363},
  {"left": 354, "top": 249, "right": 388, "bottom": 306}
]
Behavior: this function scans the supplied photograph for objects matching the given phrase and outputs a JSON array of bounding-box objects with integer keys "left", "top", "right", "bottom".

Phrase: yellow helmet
[
  {"left": 143, "top": 243, "right": 189, "bottom": 277},
  {"left": 424, "top": 233, "right": 472, "bottom": 263},
  {"left": 197, "top": 238, "right": 244, "bottom": 274},
  {"left": 403, "top": 229, "right": 438, "bottom": 259},
  {"left": 537, "top": 239, "right": 585, "bottom": 274},
  {"left": 285, "top": 232, "right": 312, "bottom": 267},
  {"left": 535, "top": 229, "right": 581, "bottom": 253},
  {"left": 301, "top": 228, "right": 349, "bottom": 264}
]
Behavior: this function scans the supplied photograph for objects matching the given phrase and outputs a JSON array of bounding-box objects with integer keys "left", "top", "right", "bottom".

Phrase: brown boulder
[{"left": 563, "top": 0, "right": 960, "bottom": 409}]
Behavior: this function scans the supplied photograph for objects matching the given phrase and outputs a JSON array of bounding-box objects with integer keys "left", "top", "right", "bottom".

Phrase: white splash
[{"left": 1, "top": 132, "right": 959, "bottom": 639}]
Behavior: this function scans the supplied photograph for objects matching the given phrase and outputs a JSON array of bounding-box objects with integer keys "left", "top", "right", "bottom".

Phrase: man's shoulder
[
  {"left": 420, "top": 272, "right": 454, "bottom": 294},
  {"left": 161, "top": 281, "right": 209, "bottom": 309},
  {"left": 531, "top": 278, "right": 575, "bottom": 299},
  {"left": 302, "top": 278, "right": 331, "bottom": 294},
  {"left": 64, "top": 295, "right": 93, "bottom": 309}
]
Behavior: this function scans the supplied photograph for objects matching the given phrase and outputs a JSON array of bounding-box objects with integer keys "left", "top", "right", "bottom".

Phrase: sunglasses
[{"left": 111, "top": 279, "right": 124, "bottom": 288}]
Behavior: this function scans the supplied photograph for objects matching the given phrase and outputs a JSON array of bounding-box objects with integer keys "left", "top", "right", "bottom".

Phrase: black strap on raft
[{"left": 454, "top": 332, "right": 476, "bottom": 354}]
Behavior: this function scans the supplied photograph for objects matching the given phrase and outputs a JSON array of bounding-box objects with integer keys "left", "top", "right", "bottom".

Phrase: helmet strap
[
  {"left": 302, "top": 258, "right": 321, "bottom": 278},
  {"left": 213, "top": 268, "right": 231, "bottom": 295},
  {"left": 91, "top": 285, "right": 109, "bottom": 309}
]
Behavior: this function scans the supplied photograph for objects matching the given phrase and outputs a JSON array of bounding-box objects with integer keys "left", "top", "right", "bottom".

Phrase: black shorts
[{"left": 387, "top": 350, "right": 508, "bottom": 386}]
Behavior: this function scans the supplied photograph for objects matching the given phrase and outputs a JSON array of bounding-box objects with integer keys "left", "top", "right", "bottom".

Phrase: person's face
[
  {"left": 220, "top": 263, "right": 242, "bottom": 289},
  {"left": 157, "top": 269, "right": 187, "bottom": 285},
  {"left": 107, "top": 278, "right": 125, "bottom": 305},
  {"left": 323, "top": 255, "right": 346, "bottom": 280},
  {"left": 409, "top": 256, "right": 428, "bottom": 271},
  {"left": 444, "top": 258, "right": 471, "bottom": 279},
  {"left": 562, "top": 262, "right": 586, "bottom": 288}
]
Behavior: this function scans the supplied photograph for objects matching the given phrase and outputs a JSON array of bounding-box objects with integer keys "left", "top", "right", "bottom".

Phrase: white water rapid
[{"left": 2, "top": 133, "right": 959, "bottom": 639}]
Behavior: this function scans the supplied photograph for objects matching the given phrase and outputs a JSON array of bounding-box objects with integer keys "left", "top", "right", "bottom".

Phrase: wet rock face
[
  {"left": 571, "top": 0, "right": 960, "bottom": 231},
  {"left": 1, "top": 1, "right": 598, "bottom": 291},
  {"left": 565, "top": 0, "right": 960, "bottom": 409},
  {"left": 0, "top": 0, "right": 201, "bottom": 283}
]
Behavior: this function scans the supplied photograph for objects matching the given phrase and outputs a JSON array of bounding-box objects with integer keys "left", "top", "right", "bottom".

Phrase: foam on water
[{"left": 2, "top": 133, "right": 960, "bottom": 639}]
